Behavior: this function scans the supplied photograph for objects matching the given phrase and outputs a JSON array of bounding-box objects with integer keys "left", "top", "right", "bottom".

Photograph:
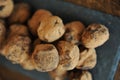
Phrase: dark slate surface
[{"left": 0, "top": 0, "right": 120, "bottom": 80}]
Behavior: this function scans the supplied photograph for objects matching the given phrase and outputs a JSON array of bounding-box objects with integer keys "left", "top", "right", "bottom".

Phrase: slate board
[{"left": 0, "top": 0, "right": 120, "bottom": 80}]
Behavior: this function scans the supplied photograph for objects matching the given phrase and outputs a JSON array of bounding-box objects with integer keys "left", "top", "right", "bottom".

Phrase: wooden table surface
[
  {"left": 114, "top": 61, "right": 120, "bottom": 80},
  {"left": 0, "top": 66, "right": 33, "bottom": 80},
  {"left": 65, "top": 0, "right": 120, "bottom": 17}
]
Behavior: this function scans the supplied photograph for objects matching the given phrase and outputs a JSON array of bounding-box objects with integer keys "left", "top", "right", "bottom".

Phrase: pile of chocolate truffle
[{"left": 0, "top": 0, "right": 109, "bottom": 80}]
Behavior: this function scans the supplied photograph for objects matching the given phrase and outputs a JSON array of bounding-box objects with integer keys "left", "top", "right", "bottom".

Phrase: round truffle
[
  {"left": 32, "top": 44, "right": 59, "bottom": 72},
  {"left": 20, "top": 57, "right": 35, "bottom": 70},
  {"left": 8, "top": 3, "right": 30, "bottom": 24},
  {"left": 81, "top": 23, "right": 109, "bottom": 48},
  {"left": 76, "top": 48, "right": 97, "bottom": 70},
  {"left": 28, "top": 9, "right": 52, "bottom": 36},
  {"left": 37, "top": 16, "right": 65, "bottom": 42},
  {"left": 9, "top": 24, "right": 29, "bottom": 37},
  {"left": 3, "top": 35, "right": 31, "bottom": 64},
  {"left": 64, "top": 21, "right": 85, "bottom": 45},
  {"left": 0, "top": 0, "right": 14, "bottom": 18},
  {"left": 57, "top": 41, "right": 79, "bottom": 70}
]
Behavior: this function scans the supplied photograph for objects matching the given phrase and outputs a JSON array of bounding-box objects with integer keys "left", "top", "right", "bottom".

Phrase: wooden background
[
  {"left": 114, "top": 62, "right": 120, "bottom": 80},
  {"left": 65, "top": 0, "right": 120, "bottom": 17},
  {"left": 0, "top": 66, "right": 33, "bottom": 80}
]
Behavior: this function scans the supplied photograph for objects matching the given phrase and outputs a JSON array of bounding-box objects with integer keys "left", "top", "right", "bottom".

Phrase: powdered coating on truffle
[
  {"left": 49, "top": 65, "right": 67, "bottom": 80},
  {"left": 20, "top": 57, "right": 35, "bottom": 70},
  {"left": 57, "top": 41, "right": 79, "bottom": 70},
  {"left": 28, "top": 9, "right": 52, "bottom": 36},
  {"left": 0, "top": 0, "right": 14, "bottom": 18},
  {"left": 76, "top": 48, "right": 97, "bottom": 70},
  {"left": 9, "top": 24, "right": 29, "bottom": 37},
  {"left": 8, "top": 3, "right": 30, "bottom": 24},
  {"left": 3, "top": 35, "right": 31, "bottom": 64},
  {"left": 32, "top": 44, "right": 59, "bottom": 72},
  {"left": 37, "top": 16, "right": 65, "bottom": 42},
  {"left": 64, "top": 21, "right": 85, "bottom": 45},
  {"left": 81, "top": 23, "right": 109, "bottom": 48},
  {"left": 80, "top": 71, "right": 92, "bottom": 80}
]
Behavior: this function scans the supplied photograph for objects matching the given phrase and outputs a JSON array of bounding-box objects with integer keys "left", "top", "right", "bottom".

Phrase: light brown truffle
[
  {"left": 32, "top": 44, "right": 59, "bottom": 72},
  {"left": 8, "top": 3, "right": 30, "bottom": 24},
  {"left": 0, "top": 20, "right": 6, "bottom": 51},
  {"left": 0, "top": 0, "right": 14, "bottom": 18},
  {"left": 49, "top": 65, "right": 67, "bottom": 80},
  {"left": 76, "top": 48, "right": 97, "bottom": 70},
  {"left": 20, "top": 57, "right": 35, "bottom": 70},
  {"left": 81, "top": 23, "right": 109, "bottom": 48},
  {"left": 37, "top": 16, "right": 65, "bottom": 42},
  {"left": 57, "top": 41, "right": 79, "bottom": 70},
  {"left": 68, "top": 70, "right": 92, "bottom": 80},
  {"left": 28, "top": 9, "right": 52, "bottom": 36},
  {"left": 64, "top": 21, "right": 85, "bottom": 45},
  {"left": 9, "top": 24, "right": 29, "bottom": 37},
  {"left": 80, "top": 71, "right": 92, "bottom": 80},
  {"left": 3, "top": 35, "right": 31, "bottom": 64},
  {"left": 2, "top": 24, "right": 30, "bottom": 63}
]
